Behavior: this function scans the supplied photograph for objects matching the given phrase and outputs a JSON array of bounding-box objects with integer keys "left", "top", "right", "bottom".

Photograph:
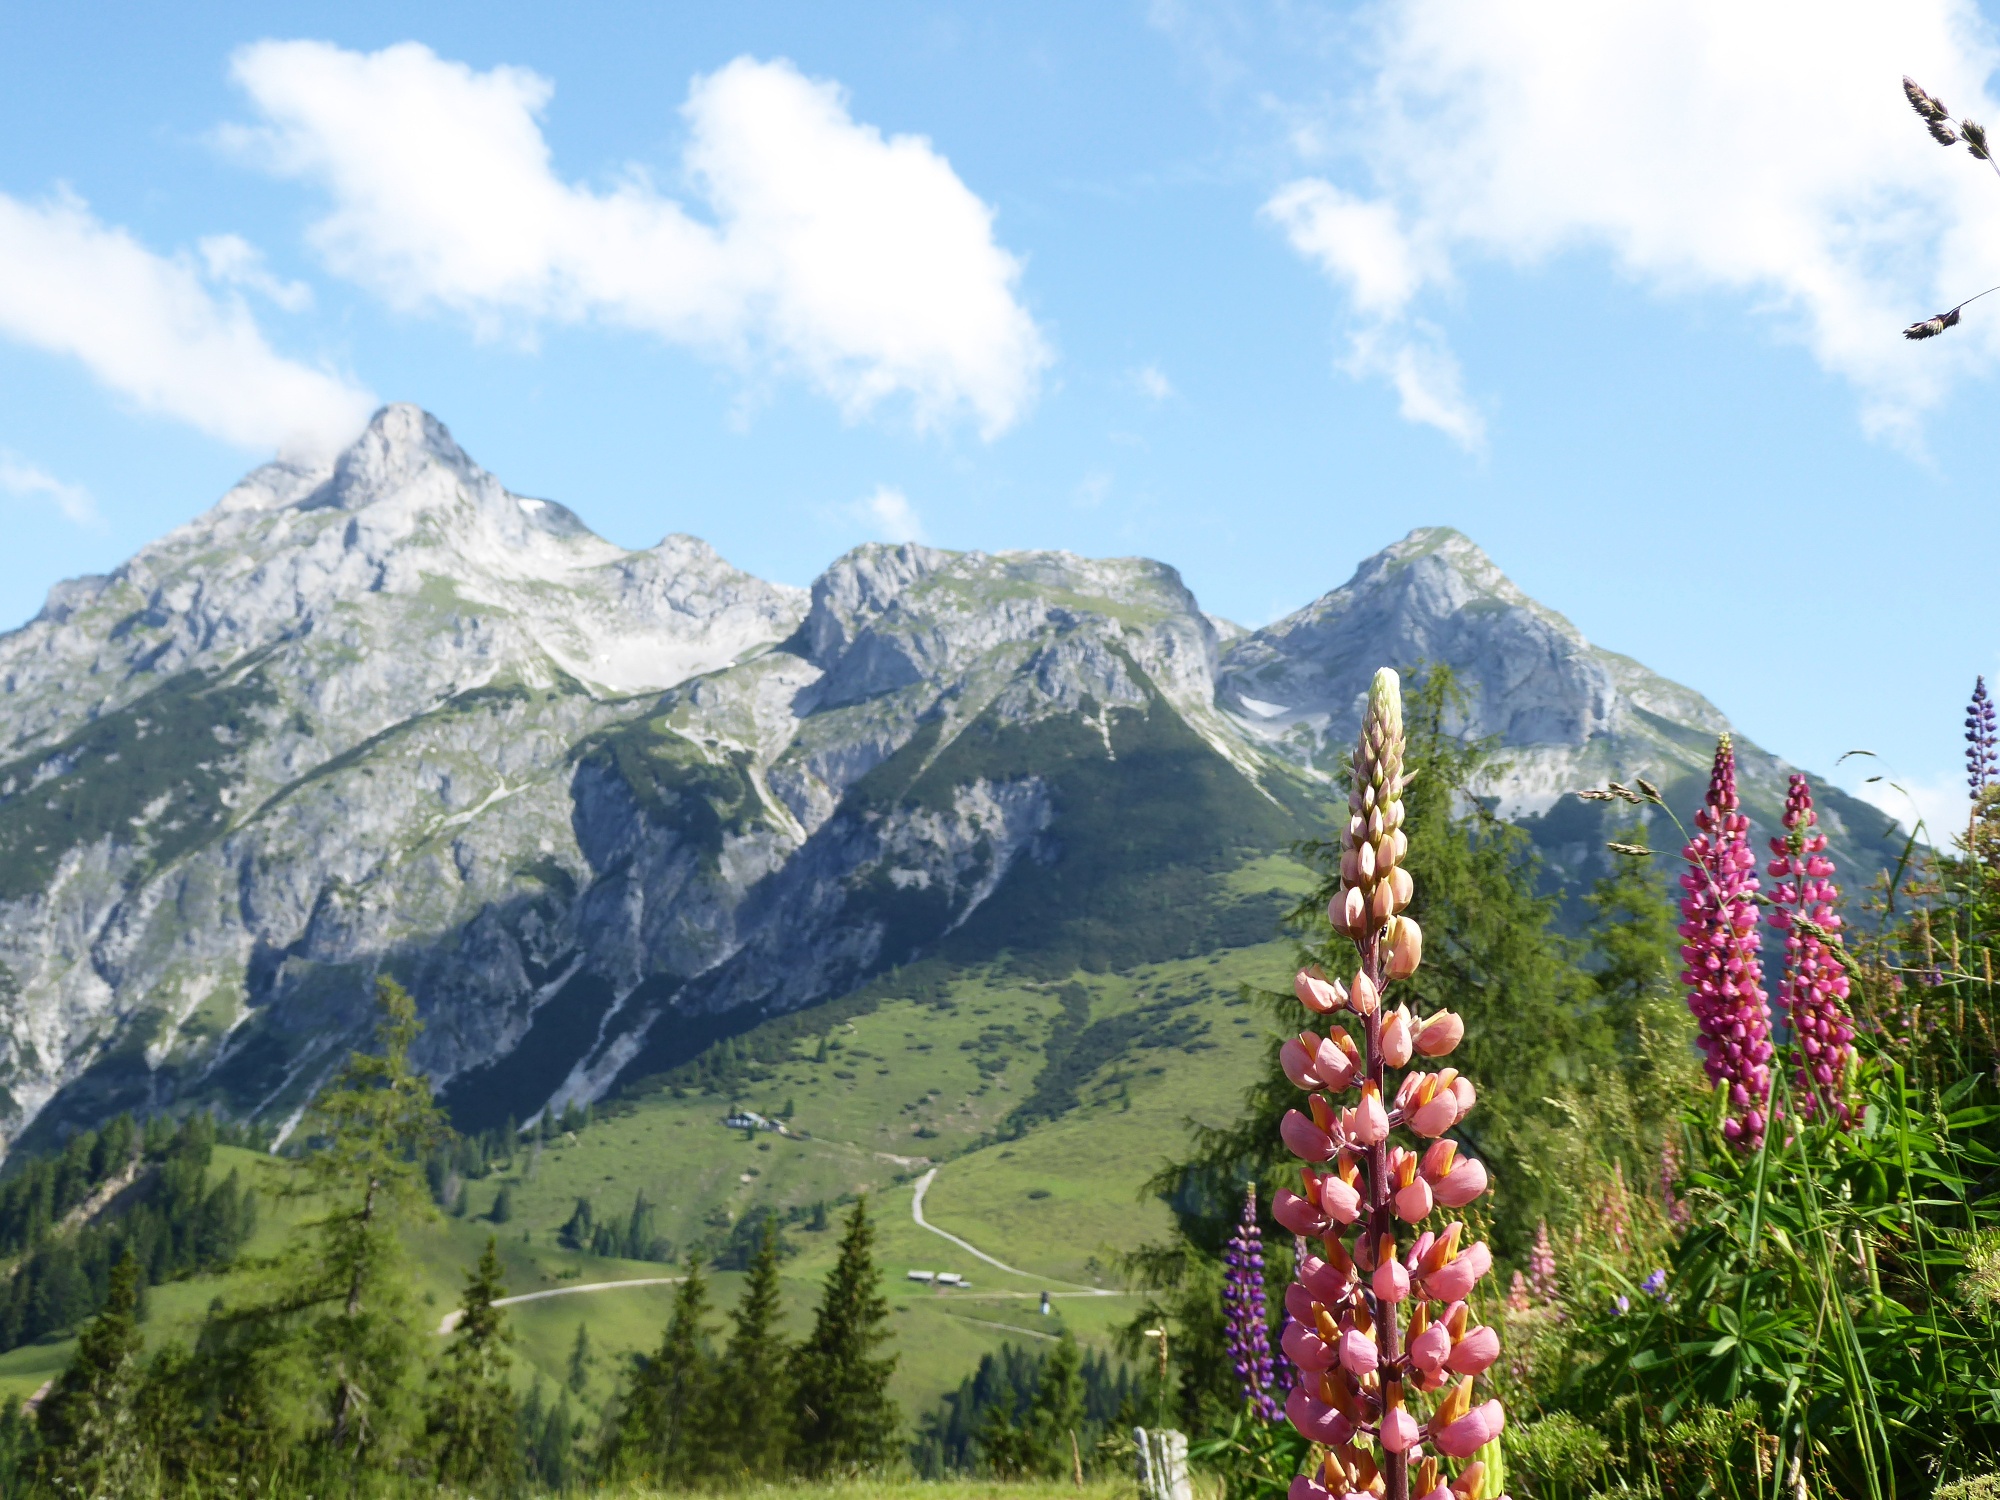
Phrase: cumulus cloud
[
  {"left": 0, "top": 453, "right": 98, "bottom": 527},
  {"left": 1266, "top": 0, "right": 2000, "bottom": 443},
  {"left": 0, "top": 189, "right": 375, "bottom": 455},
  {"left": 225, "top": 42, "right": 1050, "bottom": 437},
  {"left": 853, "top": 484, "right": 926, "bottom": 542},
  {"left": 198, "top": 233, "right": 315, "bottom": 311},
  {"left": 1851, "top": 769, "right": 1967, "bottom": 849}
]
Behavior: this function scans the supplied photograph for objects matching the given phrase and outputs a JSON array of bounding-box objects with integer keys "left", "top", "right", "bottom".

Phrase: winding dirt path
[
  {"left": 436, "top": 1275, "right": 682, "bottom": 1334},
  {"left": 908, "top": 1167, "right": 1119, "bottom": 1296}
]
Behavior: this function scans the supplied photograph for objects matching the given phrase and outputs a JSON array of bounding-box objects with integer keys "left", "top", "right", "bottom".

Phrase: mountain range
[{"left": 0, "top": 405, "right": 1899, "bottom": 1152}]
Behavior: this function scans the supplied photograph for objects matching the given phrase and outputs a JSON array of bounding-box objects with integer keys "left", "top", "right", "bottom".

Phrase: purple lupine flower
[
  {"left": 1967, "top": 676, "right": 1997, "bottom": 795},
  {"left": 1767, "top": 774, "right": 1855, "bottom": 1128},
  {"left": 1679, "top": 736, "right": 1774, "bottom": 1150},
  {"left": 1221, "top": 1182, "right": 1282, "bottom": 1420},
  {"left": 1640, "top": 1268, "right": 1668, "bottom": 1300}
]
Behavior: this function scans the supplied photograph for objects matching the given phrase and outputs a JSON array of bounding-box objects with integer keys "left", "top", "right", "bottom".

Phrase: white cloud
[
  {"left": 853, "top": 484, "right": 926, "bottom": 543},
  {"left": 225, "top": 42, "right": 1051, "bottom": 437},
  {"left": 1134, "top": 363, "right": 1175, "bottom": 400},
  {"left": 199, "top": 233, "right": 314, "bottom": 311},
  {"left": 1850, "top": 769, "right": 1970, "bottom": 849},
  {"left": 0, "top": 189, "right": 375, "bottom": 455},
  {"left": 0, "top": 453, "right": 98, "bottom": 527},
  {"left": 1267, "top": 0, "right": 2000, "bottom": 442}
]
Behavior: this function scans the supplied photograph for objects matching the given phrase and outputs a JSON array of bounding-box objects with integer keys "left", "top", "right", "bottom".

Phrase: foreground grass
[{"left": 105, "top": 1479, "right": 1145, "bottom": 1500}]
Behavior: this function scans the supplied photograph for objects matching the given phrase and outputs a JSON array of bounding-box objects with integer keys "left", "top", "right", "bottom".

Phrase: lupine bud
[
  {"left": 1384, "top": 916, "right": 1423, "bottom": 979},
  {"left": 1295, "top": 969, "right": 1346, "bottom": 1013},
  {"left": 1413, "top": 1010, "right": 1462, "bottom": 1056},
  {"left": 1349, "top": 970, "right": 1379, "bottom": 1016},
  {"left": 1320, "top": 1174, "right": 1362, "bottom": 1224},
  {"left": 1283, "top": 1321, "right": 1336, "bottom": 1370},
  {"left": 1408, "top": 1318, "right": 1450, "bottom": 1373},
  {"left": 1423, "top": 1240, "right": 1492, "bottom": 1302},
  {"left": 1432, "top": 1156, "right": 1488, "bottom": 1207},
  {"left": 1380, "top": 1005, "right": 1414, "bottom": 1067},
  {"left": 1350, "top": 1081, "right": 1389, "bottom": 1144},
  {"left": 1446, "top": 1323, "right": 1500, "bottom": 1374},
  {"left": 1379, "top": 1400, "right": 1420, "bottom": 1454},
  {"left": 1282, "top": 1110, "right": 1336, "bottom": 1161},
  {"left": 1280, "top": 1037, "right": 1321, "bottom": 1090},
  {"left": 1286, "top": 1384, "right": 1354, "bottom": 1445},
  {"left": 1337, "top": 1328, "right": 1378, "bottom": 1376},
  {"left": 1430, "top": 1400, "right": 1506, "bottom": 1459},
  {"left": 1273, "top": 1189, "right": 1327, "bottom": 1236},
  {"left": 1372, "top": 1257, "right": 1410, "bottom": 1303}
]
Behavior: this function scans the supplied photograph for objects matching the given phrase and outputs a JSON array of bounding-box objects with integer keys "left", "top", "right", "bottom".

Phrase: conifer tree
[
  {"left": 1027, "top": 1328, "right": 1086, "bottom": 1477},
  {"left": 566, "top": 1319, "right": 595, "bottom": 1396},
  {"left": 282, "top": 976, "right": 446, "bottom": 1468},
  {"left": 35, "top": 1251, "right": 145, "bottom": 1494},
  {"left": 714, "top": 1216, "right": 794, "bottom": 1477},
  {"left": 796, "top": 1196, "right": 900, "bottom": 1473},
  {"left": 425, "top": 1237, "right": 522, "bottom": 1493},
  {"left": 615, "top": 1256, "right": 717, "bottom": 1483}
]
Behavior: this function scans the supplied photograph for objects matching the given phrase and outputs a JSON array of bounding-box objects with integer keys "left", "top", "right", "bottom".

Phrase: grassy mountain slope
[{"left": 0, "top": 920, "right": 1306, "bottom": 1419}]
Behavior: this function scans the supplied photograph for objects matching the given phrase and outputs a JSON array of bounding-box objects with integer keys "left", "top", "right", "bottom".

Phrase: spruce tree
[
  {"left": 615, "top": 1256, "right": 717, "bottom": 1483},
  {"left": 1028, "top": 1329, "right": 1086, "bottom": 1477},
  {"left": 714, "top": 1216, "right": 794, "bottom": 1477},
  {"left": 566, "top": 1319, "right": 595, "bottom": 1396},
  {"left": 425, "top": 1237, "right": 522, "bottom": 1492},
  {"left": 281, "top": 976, "right": 446, "bottom": 1469},
  {"left": 34, "top": 1251, "right": 145, "bottom": 1494},
  {"left": 796, "top": 1196, "right": 899, "bottom": 1473}
]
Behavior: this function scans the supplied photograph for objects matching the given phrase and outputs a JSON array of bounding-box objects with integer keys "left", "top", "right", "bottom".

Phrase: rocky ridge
[{"left": 0, "top": 408, "right": 1897, "bottom": 1149}]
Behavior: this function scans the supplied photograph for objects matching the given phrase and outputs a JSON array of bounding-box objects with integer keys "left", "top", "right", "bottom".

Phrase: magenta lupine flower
[
  {"left": 1968, "top": 676, "right": 1997, "bottom": 795},
  {"left": 1679, "top": 735, "right": 1774, "bottom": 1150},
  {"left": 1223, "top": 1183, "right": 1284, "bottom": 1420},
  {"left": 1767, "top": 774, "right": 1855, "bottom": 1127},
  {"left": 1277, "top": 670, "right": 1501, "bottom": 1500}
]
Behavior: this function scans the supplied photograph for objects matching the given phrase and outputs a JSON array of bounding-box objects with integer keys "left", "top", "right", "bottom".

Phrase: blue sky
[{"left": 2, "top": 1, "right": 1997, "bottom": 839}]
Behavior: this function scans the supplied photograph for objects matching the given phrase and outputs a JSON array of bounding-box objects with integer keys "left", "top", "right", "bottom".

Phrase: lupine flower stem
[
  {"left": 1277, "top": 670, "right": 1500, "bottom": 1500},
  {"left": 1767, "top": 774, "right": 1854, "bottom": 1127},
  {"left": 1679, "top": 735, "right": 1774, "bottom": 1149},
  {"left": 1224, "top": 1183, "right": 1283, "bottom": 1420}
]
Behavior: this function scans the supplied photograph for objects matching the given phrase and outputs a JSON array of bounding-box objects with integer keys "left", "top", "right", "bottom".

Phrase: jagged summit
[{"left": 1219, "top": 527, "right": 1724, "bottom": 812}]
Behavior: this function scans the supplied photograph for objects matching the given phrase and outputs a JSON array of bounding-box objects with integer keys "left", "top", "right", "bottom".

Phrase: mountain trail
[
  {"left": 908, "top": 1166, "right": 1115, "bottom": 1296},
  {"left": 435, "top": 1275, "right": 682, "bottom": 1334}
]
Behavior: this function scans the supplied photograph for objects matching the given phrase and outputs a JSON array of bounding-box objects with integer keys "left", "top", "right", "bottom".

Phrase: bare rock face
[{"left": 0, "top": 418, "right": 1895, "bottom": 1151}]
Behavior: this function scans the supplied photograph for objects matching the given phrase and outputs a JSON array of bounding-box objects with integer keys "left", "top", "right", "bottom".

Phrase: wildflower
[
  {"left": 1658, "top": 1139, "right": 1688, "bottom": 1225},
  {"left": 1640, "top": 1268, "right": 1668, "bottom": 1300},
  {"left": 1222, "top": 1183, "right": 1283, "bottom": 1420},
  {"left": 1528, "top": 1220, "right": 1557, "bottom": 1302},
  {"left": 1969, "top": 676, "right": 1998, "bottom": 795},
  {"left": 1506, "top": 1271, "right": 1531, "bottom": 1314},
  {"left": 1680, "top": 735, "right": 1774, "bottom": 1148},
  {"left": 1279, "top": 669, "right": 1501, "bottom": 1498},
  {"left": 1613, "top": 1294, "right": 1631, "bottom": 1315},
  {"left": 1767, "top": 774, "right": 1855, "bottom": 1127}
]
